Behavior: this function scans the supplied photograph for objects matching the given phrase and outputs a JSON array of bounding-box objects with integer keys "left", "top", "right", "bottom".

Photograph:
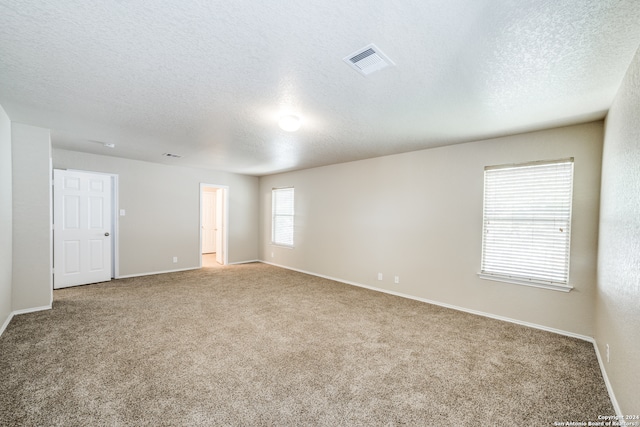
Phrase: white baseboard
[
  {"left": 116, "top": 267, "right": 199, "bottom": 279},
  {"left": 0, "top": 304, "right": 52, "bottom": 338},
  {"left": 228, "top": 259, "right": 261, "bottom": 265},
  {"left": 12, "top": 304, "right": 52, "bottom": 316},
  {"left": 260, "top": 260, "right": 593, "bottom": 342},
  {"left": 592, "top": 340, "right": 622, "bottom": 416},
  {"left": 116, "top": 262, "right": 261, "bottom": 278},
  {"left": 261, "top": 260, "right": 625, "bottom": 411},
  {"left": 118, "top": 261, "right": 266, "bottom": 278},
  {"left": 1, "top": 261, "right": 623, "bottom": 417},
  {"left": 0, "top": 312, "right": 14, "bottom": 337}
]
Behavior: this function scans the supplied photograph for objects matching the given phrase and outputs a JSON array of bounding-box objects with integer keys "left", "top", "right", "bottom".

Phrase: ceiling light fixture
[{"left": 278, "top": 114, "right": 301, "bottom": 132}]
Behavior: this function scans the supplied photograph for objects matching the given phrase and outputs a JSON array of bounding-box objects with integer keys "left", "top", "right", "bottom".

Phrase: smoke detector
[
  {"left": 343, "top": 44, "right": 395, "bottom": 76},
  {"left": 88, "top": 140, "right": 115, "bottom": 149}
]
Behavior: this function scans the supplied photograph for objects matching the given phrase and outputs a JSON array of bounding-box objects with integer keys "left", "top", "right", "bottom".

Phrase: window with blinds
[
  {"left": 480, "top": 159, "right": 574, "bottom": 292},
  {"left": 272, "top": 187, "right": 294, "bottom": 247}
]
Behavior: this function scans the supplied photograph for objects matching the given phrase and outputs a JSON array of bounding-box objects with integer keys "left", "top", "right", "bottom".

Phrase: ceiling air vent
[
  {"left": 343, "top": 44, "right": 395, "bottom": 76},
  {"left": 162, "top": 153, "right": 183, "bottom": 158}
]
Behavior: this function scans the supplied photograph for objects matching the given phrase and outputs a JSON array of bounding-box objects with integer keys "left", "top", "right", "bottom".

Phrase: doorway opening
[{"left": 200, "top": 183, "right": 228, "bottom": 267}]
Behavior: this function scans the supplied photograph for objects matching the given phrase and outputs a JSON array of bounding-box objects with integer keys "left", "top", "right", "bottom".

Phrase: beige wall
[
  {"left": 53, "top": 150, "right": 259, "bottom": 276},
  {"left": 260, "top": 122, "right": 603, "bottom": 337},
  {"left": 0, "top": 104, "right": 12, "bottom": 328},
  {"left": 12, "top": 123, "right": 52, "bottom": 311},
  {"left": 597, "top": 47, "right": 640, "bottom": 415}
]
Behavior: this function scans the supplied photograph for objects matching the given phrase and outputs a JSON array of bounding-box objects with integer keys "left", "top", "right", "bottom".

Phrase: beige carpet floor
[{"left": 0, "top": 263, "right": 613, "bottom": 426}]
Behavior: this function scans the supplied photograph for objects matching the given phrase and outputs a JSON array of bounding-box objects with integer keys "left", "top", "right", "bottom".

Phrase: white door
[
  {"left": 215, "top": 189, "right": 224, "bottom": 264},
  {"left": 202, "top": 190, "right": 216, "bottom": 254},
  {"left": 53, "top": 169, "right": 112, "bottom": 289}
]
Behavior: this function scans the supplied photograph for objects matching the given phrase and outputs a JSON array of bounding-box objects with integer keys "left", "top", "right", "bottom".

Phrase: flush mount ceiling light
[{"left": 278, "top": 114, "right": 301, "bottom": 132}]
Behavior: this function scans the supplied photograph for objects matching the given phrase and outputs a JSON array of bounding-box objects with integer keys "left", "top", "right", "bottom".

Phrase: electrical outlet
[
  {"left": 394, "top": 276, "right": 400, "bottom": 284},
  {"left": 271, "top": 252, "right": 274, "bottom": 258},
  {"left": 173, "top": 256, "right": 178, "bottom": 263},
  {"left": 377, "top": 273, "right": 383, "bottom": 281},
  {"left": 606, "top": 344, "right": 610, "bottom": 363}
]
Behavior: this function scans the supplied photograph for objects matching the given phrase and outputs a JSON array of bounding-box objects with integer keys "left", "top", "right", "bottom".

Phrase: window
[
  {"left": 480, "top": 159, "right": 574, "bottom": 292},
  {"left": 272, "top": 187, "right": 294, "bottom": 247}
]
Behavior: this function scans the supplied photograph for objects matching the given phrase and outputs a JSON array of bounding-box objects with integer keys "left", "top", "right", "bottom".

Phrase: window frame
[
  {"left": 271, "top": 187, "right": 295, "bottom": 248},
  {"left": 479, "top": 158, "right": 575, "bottom": 292}
]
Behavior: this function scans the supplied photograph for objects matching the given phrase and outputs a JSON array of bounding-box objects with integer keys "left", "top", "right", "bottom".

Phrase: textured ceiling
[{"left": 1, "top": 1, "right": 639, "bottom": 176}]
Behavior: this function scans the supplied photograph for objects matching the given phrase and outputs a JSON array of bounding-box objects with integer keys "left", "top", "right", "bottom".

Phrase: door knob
[{"left": 104, "top": 232, "right": 110, "bottom": 236}]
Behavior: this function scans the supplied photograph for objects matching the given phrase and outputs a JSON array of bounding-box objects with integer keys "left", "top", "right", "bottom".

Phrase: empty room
[{"left": 1, "top": 1, "right": 639, "bottom": 425}]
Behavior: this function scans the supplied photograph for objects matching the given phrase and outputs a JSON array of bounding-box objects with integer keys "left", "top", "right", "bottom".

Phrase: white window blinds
[
  {"left": 480, "top": 159, "right": 574, "bottom": 290},
  {"left": 272, "top": 187, "right": 294, "bottom": 247}
]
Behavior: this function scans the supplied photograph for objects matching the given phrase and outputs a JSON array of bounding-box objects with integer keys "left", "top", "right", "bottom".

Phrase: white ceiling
[{"left": 1, "top": 1, "right": 639, "bottom": 176}]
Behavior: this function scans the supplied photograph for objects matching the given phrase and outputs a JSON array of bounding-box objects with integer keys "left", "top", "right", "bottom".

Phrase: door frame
[
  {"left": 201, "top": 189, "right": 217, "bottom": 254},
  {"left": 54, "top": 169, "right": 120, "bottom": 281},
  {"left": 199, "top": 183, "right": 229, "bottom": 266}
]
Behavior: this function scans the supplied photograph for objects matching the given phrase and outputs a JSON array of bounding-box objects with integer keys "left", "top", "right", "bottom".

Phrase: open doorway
[{"left": 200, "top": 183, "right": 228, "bottom": 267}]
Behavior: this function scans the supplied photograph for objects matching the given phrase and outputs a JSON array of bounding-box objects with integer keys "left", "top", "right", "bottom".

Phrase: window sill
[
  {"left": 270, "top": 243, "right": 294, "bottom": 249},
  {"left": 478, "top": 273, "right": 573, "bottom": 293}
]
